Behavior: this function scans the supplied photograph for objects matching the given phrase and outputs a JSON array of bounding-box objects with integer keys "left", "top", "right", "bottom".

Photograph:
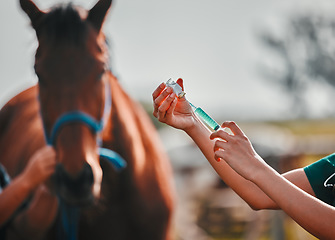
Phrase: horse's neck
[
  {"left": 0, "top": 86, "right": 45, "bottom": 177},
  {"left": 105, "top": 75, "right": 173, "bottom": 188}
]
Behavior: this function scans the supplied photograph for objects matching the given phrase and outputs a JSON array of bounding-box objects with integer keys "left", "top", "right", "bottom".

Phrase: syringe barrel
[{"left": 194, "top": 107, "right": 220, "bottom": 131}]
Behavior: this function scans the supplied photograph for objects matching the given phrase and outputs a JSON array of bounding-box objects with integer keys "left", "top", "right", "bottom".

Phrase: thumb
[{"left": 176, "top": 78, "right": 184, "bottom": 91}]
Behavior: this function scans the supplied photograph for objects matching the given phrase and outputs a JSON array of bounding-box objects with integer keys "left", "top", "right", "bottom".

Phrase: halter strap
[
  {"left": 40, "top": 80, "right": 126, "bottom": 240},
  {"left": 45, "top": 78, "right": 111, "bottom": 145},
  {"left": 58, "top": 199, "right": 79, "bottom": 240},
  {"left": 41, "top": 80, "right": 126, "bottom": 170},
  {"left": 47, "top": 111, "right": 103, "bottom": 145}
]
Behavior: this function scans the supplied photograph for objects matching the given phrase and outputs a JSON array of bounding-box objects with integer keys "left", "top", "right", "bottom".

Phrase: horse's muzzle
[{"left": 54, "top": 163, "right": 95, "bottom": 206}]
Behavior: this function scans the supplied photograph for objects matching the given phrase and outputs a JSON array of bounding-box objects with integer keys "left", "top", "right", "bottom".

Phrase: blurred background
[{"left": 2, "top": 0, "right": 335, "bottom": 239}]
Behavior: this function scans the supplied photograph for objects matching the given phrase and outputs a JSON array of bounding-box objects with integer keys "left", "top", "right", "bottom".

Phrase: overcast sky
[{"left": 1, "top": 0, "right": 334, "bottom": 121}]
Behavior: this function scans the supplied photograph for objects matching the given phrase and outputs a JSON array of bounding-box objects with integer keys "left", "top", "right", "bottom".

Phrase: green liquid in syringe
[{"left": 189, "top": 102, "right": 220, "bottom": 131}]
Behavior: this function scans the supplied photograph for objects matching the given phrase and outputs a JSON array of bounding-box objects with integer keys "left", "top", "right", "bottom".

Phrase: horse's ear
[
  {"left": 87, "top": 0, "right": 112, "bottom": 32},
  {"left": 19, "top": 0, "right": 45, "bottom": 29}
]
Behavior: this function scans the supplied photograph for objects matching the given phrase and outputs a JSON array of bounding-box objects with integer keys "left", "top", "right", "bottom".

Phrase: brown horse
[{"left": 0, "top": 0, "right": 175, "bottom": 239}]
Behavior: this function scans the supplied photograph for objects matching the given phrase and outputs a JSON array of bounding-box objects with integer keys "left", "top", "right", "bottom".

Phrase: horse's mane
[{"left": 37, "top": 4, "right": 88, "bottom": 45}]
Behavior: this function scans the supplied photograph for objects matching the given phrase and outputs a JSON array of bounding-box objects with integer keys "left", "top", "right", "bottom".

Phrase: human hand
[
  {"left": 22, "top": 146, "right": 57, "bottom": 189},
  {"left": 210, "top": 121, "right": 266, "bottom": 181},
  {"left": 152, "top": 78, "right": 196, "bottom": 131}
]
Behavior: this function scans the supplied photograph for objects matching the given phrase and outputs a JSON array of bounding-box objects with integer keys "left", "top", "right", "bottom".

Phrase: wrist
[
  {"left": 248, "top": 157, "right": 277, "bottom": 184},
  {"left": 183, "top": 112, "right": 199, "bottom": 133},
  {"left": 14, "top": 173, "right": 35, "bottom": 196},
  {"left": 184, "top": 112, "right": 210, "bottom": 137},
  {"left": 20, "top": 170, "right": 38, "bottom": 191}
]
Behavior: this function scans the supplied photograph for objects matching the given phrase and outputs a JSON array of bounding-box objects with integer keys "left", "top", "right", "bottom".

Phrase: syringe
[
  {"left": 188, "top": 101, "right": 220, "bottom": 131},
  {"left": 165, "top": 78, "right": 220, "bottom": 132}
]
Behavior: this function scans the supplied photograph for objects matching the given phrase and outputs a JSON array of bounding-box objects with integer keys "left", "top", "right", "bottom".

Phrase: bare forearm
[
  {"left": 0, "top": 174, "right": 33, "bottom": 225},
  {"left": 0, "top": 145, "right": 56, "bottom": 227},
  {"left": 185, "top": 120, "right": 277, "bottom": 209},
  {"left": 12, "top": 185, "right": 58, "bottom": 239},
  {"left": 252, "top": 164, "right": 335, "bottom": 239}
]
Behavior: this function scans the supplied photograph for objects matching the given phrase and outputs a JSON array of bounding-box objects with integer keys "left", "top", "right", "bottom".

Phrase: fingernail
[
  {"left": 170, "top": 92, "right": 176, "bottom": 98},
  {"left": 166, "top": 87, "right": 172, "bottom": 93}
]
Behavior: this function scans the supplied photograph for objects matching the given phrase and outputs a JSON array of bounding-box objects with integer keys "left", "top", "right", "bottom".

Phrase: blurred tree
[{"left": 259, "top": 13, "right": 335, "bottom": 118}]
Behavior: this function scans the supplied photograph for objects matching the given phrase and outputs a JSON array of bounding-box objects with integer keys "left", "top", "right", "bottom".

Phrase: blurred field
[{"left": 156, "top": 117, "right": 335, "bottom": 240}]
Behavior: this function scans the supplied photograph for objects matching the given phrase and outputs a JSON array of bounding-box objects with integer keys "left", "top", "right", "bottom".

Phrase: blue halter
[
  {"left": 40, "top": 80, "right": 126, "bottom": 240},
  {"left": 43, "top": 80, "right": 126, "bottom": 171}
]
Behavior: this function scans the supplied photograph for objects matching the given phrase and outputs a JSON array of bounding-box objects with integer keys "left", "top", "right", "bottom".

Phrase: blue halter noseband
[
  {"left": 43, "top": 80, "right": 126, "bottom": 171},
  {"left": 40, "top": 80, "right": 126, "bottom": 240}
]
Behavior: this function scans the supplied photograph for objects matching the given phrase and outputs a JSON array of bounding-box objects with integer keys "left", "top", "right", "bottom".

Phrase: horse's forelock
[{"left": 37, "top": 4, "right": 88, "bottom": 45}]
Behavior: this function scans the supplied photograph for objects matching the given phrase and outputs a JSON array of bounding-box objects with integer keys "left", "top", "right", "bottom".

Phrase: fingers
[
  {"left": 152, "top": 81, "right": 179, "bottom": 121},
  {"left": 166, "top": 96, "right": 178, "bottom": 115},
  {"left": 152, "top": 83, "right": 165, "bottom": 118},
  {"left": 37, "top": 146, "right": 56, "bottom": 166},
  {"left": 152, "top": 82, "right": 165, "bottom": 101},
  {"left": 157, "top": 91, "right": 176, "bottom": 121},
  {"left": 152, "top": 79, "right": 185, "bottom": 118},
  {"left": 33, "top": 146, "right": 55, "bottom": 159},
  {"left": 211, "top": 130, "right": 229, "bottom": 162},
  {"left": 153, "top": 84, "right": 172, "bottom": 117},
  {"left": 213, "top": 148, "right": 225, "bottom": 162},
  {"left": 30, "top": 146, "right": 56, "bottom": 176},
  {"left": 210, "top": 122, "right": 243, "bottom": 163},
  {"left": 210, "top": 126, "right": 233, "bottom": 141},
  {"left": 23, "top": 146, "right": 57, "bottom": 187},
  {"left": 220, "top": 121, "right": 245, "bottom": 136},
  {"left": 42, "top": 147, "right": 57, "bottom": 175}
]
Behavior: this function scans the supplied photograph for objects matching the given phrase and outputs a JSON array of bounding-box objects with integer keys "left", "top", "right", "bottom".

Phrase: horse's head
[{"left": 20, "top": 0, "right": 113, "bottom": 205}]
